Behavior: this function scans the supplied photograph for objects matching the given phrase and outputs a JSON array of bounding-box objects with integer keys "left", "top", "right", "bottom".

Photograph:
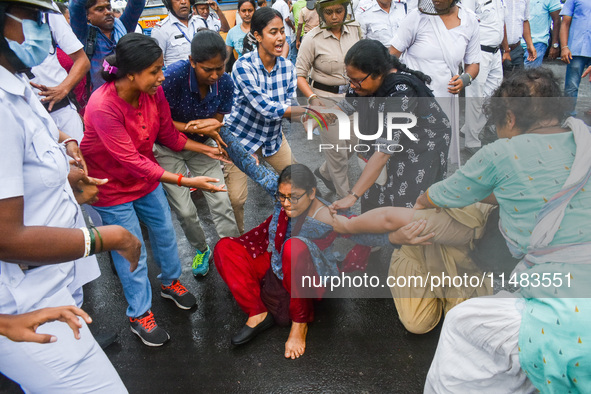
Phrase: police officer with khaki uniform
[{"left": 296, "top": 0, "right": 361, "bottom": 198}]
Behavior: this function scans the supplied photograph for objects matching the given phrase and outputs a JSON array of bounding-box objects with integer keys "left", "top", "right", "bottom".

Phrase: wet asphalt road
[{"left": 1, "top": 60, "right": 589, "bottom": 393}]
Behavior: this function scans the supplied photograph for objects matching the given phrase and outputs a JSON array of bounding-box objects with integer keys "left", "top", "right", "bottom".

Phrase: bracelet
[
  {"left": 307, "top": 94, "right": 318, "bottom": 105},
  {"left": 177, "top": 173, "right": 184, "bottom": 187},
  {"left": 80, "top": 227, "right": 91, "bottom": 257},
  {"left": 88, "top": 225, "right": 96, "bottom": 256},
  {"left": 562, "top": 45, "right": 569, "bottom": 49},
  {"left": 62, "top": 137, "right": 78, "bottom": 146},
  {"left": 348, "top": 190, "right": 360, "bottom": 201},
  {"left": 90, "top": 225, "right": 103, "bottom": 253}
]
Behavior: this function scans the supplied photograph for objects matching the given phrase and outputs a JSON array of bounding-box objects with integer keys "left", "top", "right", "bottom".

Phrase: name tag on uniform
[{"left": 174, "top": 34, "right": 185, "bottom": 39}]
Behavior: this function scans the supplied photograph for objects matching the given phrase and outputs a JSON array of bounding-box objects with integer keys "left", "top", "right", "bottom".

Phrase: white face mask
[{"left": 5, "top": 12, "right": 52, "bottom": 68}]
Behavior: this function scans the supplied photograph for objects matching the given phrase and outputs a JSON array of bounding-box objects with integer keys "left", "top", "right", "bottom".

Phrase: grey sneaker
[
  {"left": 161, "top": 280, "right": 197, "bottom": 310},
  {"left": 129, "top": 310, "right": 170, "bottom": 347}
]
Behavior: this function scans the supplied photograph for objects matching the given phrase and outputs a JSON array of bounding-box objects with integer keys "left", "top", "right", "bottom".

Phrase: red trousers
[{"left": 214, "top": 237, "right": 324, "bottom": 323}]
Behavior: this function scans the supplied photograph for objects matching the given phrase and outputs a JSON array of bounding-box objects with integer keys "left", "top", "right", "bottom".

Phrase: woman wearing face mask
[
  {"left": 0, "top": 0, "right": 140, "bottom": 391},
  {"left": 223, "top": 7, "right": 308, "bottom": 234},
  {"left": 215, "top": 128, "right": 431, "bottom": 359},
  {"left": 295, "top": 0, "right": 361, "bottom": 199},
  {"left": 225, "top": 0, "right": 256, "bottom": 59},
  {"left": 332, "top": 40, "right": 451, "bottom": 214},
  {"left": 389, "top": 0, "right": 480, "bottom": 165},
  {"left": 80, "top": 33, "right": 229, "bottom": 347}
]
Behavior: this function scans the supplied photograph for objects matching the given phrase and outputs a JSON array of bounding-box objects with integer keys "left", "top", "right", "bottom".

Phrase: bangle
[
  {"left": 562, "top": 45, "right": 569, "bottom": 49},
  {"left": 307, "top": 94, "right": 318, "bottom": 105},
  {"left": 62, "top": 137, "right": 78, "bottom": 147},
  {"left": 88, "top": 226, "right": 96, "bottom": 256},
  {"left": 348, "top": 190, "right": 360, "bottom": 201},
  {"left": 90, "top": 225, "right": 103, "bottom": 253},
  {"left": 177, "top": 173, "right": 184, "bottom": 187},
  {"left": 80, "top": 227, "right": 91, "bottom": 257}
]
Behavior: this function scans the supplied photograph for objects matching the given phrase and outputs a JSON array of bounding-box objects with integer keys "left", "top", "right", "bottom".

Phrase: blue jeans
[
  {"left": 564, "top": 55, "right": 591, "bottom": 116},
  {"left": 288, "top": 37, "right": 297, "bottom": 65},
  {"left": 94, "top": 185, "right": 182, "bottom": 318},
  {"left": 523, "top": 42, "right": 547, "bottom": 69}
]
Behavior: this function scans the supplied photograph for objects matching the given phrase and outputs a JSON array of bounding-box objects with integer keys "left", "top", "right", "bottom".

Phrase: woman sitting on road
[
  {"left": 214, "top": 127, "right": 449, "bottom": 359},
  {"left": 419, "top": 68, "right": 591, "bottom": 392}
]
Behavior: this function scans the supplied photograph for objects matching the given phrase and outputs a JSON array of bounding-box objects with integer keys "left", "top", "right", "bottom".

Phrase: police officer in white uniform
[
  {"left": 0, "top": 0, "right": 140, "bottom": 389},
  {"left": 461, "top": 0, "right": 505, "bottom": 153},
  {"left": 30, "top": 12, "right": 88, "bottom": 142},
  {"left": 189, "top": 0, "right": 229, "bottom": 33},
  {"left": 357, "top": 0, "right": 407, "bottom": 47},
  {"left": 151, "top": 0, "right": 194, "bottom": 67}
]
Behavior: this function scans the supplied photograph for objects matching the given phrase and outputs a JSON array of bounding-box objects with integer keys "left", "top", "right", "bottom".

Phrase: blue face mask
[{"left": 5, "top": 13, "right": 51, "bottom": 68}]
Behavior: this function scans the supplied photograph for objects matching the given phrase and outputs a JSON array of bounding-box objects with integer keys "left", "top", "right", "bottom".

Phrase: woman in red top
[{"left": 81, "top": 33, "right": 229, "bottom": 347}]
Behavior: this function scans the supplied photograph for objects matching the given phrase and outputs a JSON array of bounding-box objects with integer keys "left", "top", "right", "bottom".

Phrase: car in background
[
  {"left": 137, "top": 0, "right": 168, "bottom": 35},
  {"left": 136, "top": 0, "right": 238, "bottom": 36}
]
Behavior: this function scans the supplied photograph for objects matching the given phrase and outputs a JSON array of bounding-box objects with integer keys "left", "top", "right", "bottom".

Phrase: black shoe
[
  {"left": 231, "top": 313, "right": 275, "bottom": 346},
  {"left": 314, "top": 168, "right": 336, "bottom": 193}
]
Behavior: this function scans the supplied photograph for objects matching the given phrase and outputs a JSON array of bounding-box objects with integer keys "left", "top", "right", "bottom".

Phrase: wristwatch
[{"left": 552, "top": 43, "right": 560, "bottom": 49}]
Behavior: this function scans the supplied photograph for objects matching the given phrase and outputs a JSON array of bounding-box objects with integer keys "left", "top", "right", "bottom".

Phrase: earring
[{"left": 129, "top": 76, "right": 134, "bottom": 82}]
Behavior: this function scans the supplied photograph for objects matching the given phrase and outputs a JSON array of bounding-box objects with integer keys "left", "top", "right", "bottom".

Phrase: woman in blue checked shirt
[{"left": 223, "top": 7, "right": 308, "bottom": 234}]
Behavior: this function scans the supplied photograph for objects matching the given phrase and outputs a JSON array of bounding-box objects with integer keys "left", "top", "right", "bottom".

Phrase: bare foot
[
  {"left": 284, "top": 322, "right": 308, "bottom": 359},
  {"left": 245, "top": 312, "right": 267, "bottom": 328}
]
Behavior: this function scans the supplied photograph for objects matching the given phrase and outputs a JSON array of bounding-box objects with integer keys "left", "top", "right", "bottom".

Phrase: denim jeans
[
  {"left": 94, "top": 185, "right": 182, "bottom": 318},
  {"left": 523, "top": 42, "right": 547, "bottom": 69},
  {"left": 288, "top": 37, "right": 297, "bottom": 65},
  {"left": 564, "top": 55, "right": 591, "bottom": 116}
]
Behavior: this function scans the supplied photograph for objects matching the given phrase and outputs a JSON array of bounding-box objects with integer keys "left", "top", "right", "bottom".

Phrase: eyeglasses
[
  {"left": 6, "top": 8, "right": 45, "bottom": 27},
  {"left": 344, "top": 72, "right": 371, "bottom": 88},
  {"left": 275, "top": 192, "right": 306, "bottom": 204}
]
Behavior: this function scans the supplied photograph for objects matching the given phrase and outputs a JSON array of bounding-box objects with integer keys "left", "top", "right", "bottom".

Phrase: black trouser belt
[
  {"left": 43, "top": 96, "right": 71, "bottom": 113},
  {"left": 481, "top": 45, "right": 500, "bottom": 54},
  {"left": 310, "top": 79, "right": 346, "bottom": 95}
]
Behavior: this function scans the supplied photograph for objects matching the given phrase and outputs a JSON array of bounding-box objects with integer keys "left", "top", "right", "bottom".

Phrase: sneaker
[
  {"left": 161, "top": 280, "right": 197, "bottom": 310},
  {"left": 129, "top": 311, "right": 170, "bottom": 347},
  {"left": 192, "top": 246, "right": 212, "bottom": 277}
]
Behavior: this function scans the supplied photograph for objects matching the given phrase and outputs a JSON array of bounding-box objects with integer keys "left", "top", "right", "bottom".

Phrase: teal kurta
[{"left": 427, "top": 133, "right": 591, "bottom": 392}]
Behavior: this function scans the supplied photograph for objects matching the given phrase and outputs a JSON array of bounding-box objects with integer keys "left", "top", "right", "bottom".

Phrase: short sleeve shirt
[
  {"left": 226, "top": 25, "right": 248, "bottom": 57},
  {"left": 560, "top": 0, "right": 591, "bottom": 57},
  {"left": 525, "top": 0, "right": 562, "bottom": 46},
  {"left": 190, "top": 13, "right": 222, "bottom": 33},
  {"left": 151, "top": 14, "right": 192, "bottom": 66},
  {"left": 505, "top": 0, "right": 529, "bottom": 45},
  {"left": 162, "top": 60, "right": 234, "bottom": 143},
  {"left": 357, "top": 1, "right": 407, "bottom": 47},
  {"left": 272, "top": 0, "right": 293, "bottom": 38},
  {"left": 31, "top": 13, "right": 83, "bottom": 89}
]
